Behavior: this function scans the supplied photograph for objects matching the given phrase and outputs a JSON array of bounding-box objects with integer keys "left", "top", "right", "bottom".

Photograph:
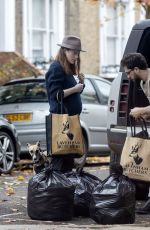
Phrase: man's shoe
[{"left": 136, "top": 198, "right": 150, "bottom": 214}]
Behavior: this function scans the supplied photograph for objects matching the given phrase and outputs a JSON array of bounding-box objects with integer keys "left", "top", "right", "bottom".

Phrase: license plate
[{"left": 4, "top": 113, "right": 32, "bottom": 122}]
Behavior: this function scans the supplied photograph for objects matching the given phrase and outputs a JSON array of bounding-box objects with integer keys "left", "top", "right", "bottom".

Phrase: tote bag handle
[
  {"left": 56, "top": 90, "right": 65, "bottom": 114},
  {"left": 129, "top": 116, "right": 148, "bottom": 139}
]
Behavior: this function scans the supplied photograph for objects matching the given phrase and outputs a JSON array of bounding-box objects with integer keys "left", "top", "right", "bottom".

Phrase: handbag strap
[{"left": 56, "top": 90, "right": 64, "bottom": 114}]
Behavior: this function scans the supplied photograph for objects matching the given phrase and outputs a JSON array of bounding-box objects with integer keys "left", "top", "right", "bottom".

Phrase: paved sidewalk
[
  {"left": 0, "top": 224, "right": 150, "bottom": 230},
  {"left": 1, "top": 164, "right": 150, "bottom": 229}
]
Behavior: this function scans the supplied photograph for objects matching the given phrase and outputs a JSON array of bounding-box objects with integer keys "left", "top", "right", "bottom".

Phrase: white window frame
[
  {"left": 99, "top": 0, "right": 135, "bottom": 77},
  {"left": 0, "top": 0, "right": 15, "bottom": 51},
  {"left": 22, "top": 0, "right": 64, "bottom": 63}
]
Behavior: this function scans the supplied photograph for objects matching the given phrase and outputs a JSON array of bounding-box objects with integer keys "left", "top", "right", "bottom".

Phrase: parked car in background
[
  {"left": 0, "top": 117, "right": 20, "bottom": 174},
  {"left": 0, "top": 74, "right": 111, "bottom": 156}
]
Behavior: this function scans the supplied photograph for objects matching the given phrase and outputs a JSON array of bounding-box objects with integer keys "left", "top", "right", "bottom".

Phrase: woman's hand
[
  {"left": 74, "top": 83, "right": 84, "bottom": 93},
  {"left": 78, "top": 73, "right": 85, "bottom": 84},
  {"left": 63, "top": 83, "right": 84, "bottom": 97}
]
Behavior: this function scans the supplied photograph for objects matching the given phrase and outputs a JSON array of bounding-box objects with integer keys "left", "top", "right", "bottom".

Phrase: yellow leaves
[
  {"left": 86, "top": 156, "right": 110, "bottom": 164},
  {"left": 3, "top": 174, "right": 26, "bottom": 196},
  {"left": 16, "top": 175, "right": 25, "bottom": 181},
  {"left": 5, "top": 186, "right": 15, "bottom": 196}
]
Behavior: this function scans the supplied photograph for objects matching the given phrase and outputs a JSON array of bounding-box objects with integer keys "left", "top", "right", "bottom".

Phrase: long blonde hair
[{"left": 55, "top": 47, "right": 80, "bottom": 75}]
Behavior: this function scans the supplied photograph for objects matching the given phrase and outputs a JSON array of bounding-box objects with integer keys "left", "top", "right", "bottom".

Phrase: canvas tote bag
[
  {"left": 120, "top": 118, "right": 150, "bottom": 182},
  {"left": 46, "top": 92, "right": 84, "bottom": 157}
]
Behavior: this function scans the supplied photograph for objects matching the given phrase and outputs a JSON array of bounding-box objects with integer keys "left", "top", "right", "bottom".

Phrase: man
[
  {"left": 121, "top": 52, "right": 150, "bottom": 119},
  {"left": 121, "top": 52, "right": 150, "bottom": 214}
]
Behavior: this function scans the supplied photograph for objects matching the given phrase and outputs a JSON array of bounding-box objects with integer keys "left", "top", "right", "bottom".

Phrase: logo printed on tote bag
[
  {"left": 62, "top": 120, "right": 74, "bottom": 140},
  {"left": 129, "top": 143, "right": 143, "bottom": 165}
]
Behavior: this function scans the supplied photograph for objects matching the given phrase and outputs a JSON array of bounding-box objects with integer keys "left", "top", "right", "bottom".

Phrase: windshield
[{"left": 0, "top": 81, "right": 48, "bottom": 105}]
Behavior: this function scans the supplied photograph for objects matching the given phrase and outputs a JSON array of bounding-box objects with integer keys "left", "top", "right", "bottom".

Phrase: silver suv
[{"left": 0, "top": 74, "right": 111, "bottom": 156}]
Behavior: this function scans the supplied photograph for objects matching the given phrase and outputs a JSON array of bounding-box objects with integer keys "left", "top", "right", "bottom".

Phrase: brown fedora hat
[{"left": 57, "top": 35, "right": 86, "bottom": 52}]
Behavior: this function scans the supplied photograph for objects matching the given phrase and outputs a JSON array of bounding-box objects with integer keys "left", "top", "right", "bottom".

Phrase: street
[{"left": 0, "top": 161, "right": 150, "bottom": 230}]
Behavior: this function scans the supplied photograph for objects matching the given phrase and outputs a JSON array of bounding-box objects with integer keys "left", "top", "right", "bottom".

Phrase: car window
[
  {"left": 0, "top": 81, "right": 48, "bottom": 104},
  {"left": 94, "top": 80, "right": 110, "bottom": 105},
  {"left": 81, "top": 79, "right": 99, "bottom": 104}
]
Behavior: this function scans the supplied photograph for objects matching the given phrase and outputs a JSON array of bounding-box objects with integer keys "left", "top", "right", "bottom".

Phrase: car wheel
[
  {"left": 0, "top": 131, "right": 15, "bottom": 174},
  {"left": 74, "top": 135, "right": 88, "bottom": 170}
]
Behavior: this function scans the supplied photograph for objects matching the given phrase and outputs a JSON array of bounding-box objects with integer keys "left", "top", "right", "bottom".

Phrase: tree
[
  {"left": 87, "top": 0, "right": 150, "bottom": 18},
  {"left": 137, "top": 0, "right": 150, "bottom": 18}
]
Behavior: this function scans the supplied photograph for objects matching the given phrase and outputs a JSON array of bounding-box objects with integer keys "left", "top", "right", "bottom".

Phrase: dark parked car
[
  {"left": 0, "top": 74, "right": 111, "bottom": 156},
  {"left": 0, "top": 117, "right": 20, "bottom": 174}
]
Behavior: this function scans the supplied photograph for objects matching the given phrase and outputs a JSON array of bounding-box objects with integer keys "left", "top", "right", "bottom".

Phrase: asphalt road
[{"left": 0, "top": 162, "right": 150, "bottom": 229}]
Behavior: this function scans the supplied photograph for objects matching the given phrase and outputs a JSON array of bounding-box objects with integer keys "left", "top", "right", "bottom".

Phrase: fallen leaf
[
  {"left": 11, "top": 208, "right": 19, "bottom": 212},
  {"left": 15, "top": 182, "right": 21, "bottom": 185},
  {"left": 16, "top": 175, "right": 25, "bottom": 181},
  {"left": 3, "top": 182, "right": 14, "bottom": 186},
  {"left": 5, "top": 186, "right": 15, "bottom": 196},
  {"left": 4, "top": 219, "right": 16, "bottom": 223}
]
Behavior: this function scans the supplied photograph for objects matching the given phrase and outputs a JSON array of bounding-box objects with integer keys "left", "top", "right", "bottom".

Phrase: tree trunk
[{"left": 146, "top": 5, "right": 150, "bottom": 19}]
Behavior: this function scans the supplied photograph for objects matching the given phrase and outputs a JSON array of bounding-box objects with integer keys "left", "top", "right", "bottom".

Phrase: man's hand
[{"left": 130, "top": 107, "right": 150, "bottom": 120}]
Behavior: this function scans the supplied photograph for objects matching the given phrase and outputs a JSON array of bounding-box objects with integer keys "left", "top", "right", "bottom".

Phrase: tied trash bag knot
[{"left": 65, "top": 170, "right": 101, "bottom": 217}]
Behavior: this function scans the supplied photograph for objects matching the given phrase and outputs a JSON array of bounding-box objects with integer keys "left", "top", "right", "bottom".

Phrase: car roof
[{"left": 3, "top": 74, "right": 111, "bottom": 85}]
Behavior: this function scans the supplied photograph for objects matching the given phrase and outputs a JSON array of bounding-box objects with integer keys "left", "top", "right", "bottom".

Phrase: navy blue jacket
[{"left": 45, "top": 61, "right": 82, "bottom": 115}]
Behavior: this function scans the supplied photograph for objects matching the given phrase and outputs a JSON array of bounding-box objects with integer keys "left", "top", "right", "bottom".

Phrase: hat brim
[{"left": 57, "top": 43, "right": 86, "bottom": 52}]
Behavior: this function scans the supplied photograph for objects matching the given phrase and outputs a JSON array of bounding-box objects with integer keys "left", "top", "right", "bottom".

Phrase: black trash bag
[
  {"left": 27, "top": 167, "right": 75, "bottom": 221},
  {"left": 90, "top": 164, "right": 136, "bottom": 225},
  {"left": 65, "top": 170, "right": 101, "bottom": 217}
]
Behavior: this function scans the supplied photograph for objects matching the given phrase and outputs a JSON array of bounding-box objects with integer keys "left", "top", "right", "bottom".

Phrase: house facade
[
  {"left": 65, "top": 0, "right": 146, "bottom": 78},
  {"left": 0, "top": 0, "right": 146, "bottom": 78},
  {"left": 0, "top": 0, "right": 65, "bottom": 67}
]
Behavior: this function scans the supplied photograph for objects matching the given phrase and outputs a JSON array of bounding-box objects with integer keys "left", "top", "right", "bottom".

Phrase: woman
[{"left": 45, "top": 35, "right": 85, "bottom": 173}]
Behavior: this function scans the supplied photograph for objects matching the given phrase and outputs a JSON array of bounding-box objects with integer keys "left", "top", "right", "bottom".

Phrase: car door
[{"left": 80, "top": 78, "right": 110, "bottom": 153}]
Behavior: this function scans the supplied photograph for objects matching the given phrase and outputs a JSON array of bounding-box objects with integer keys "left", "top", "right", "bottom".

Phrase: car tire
[
  {"left": 74, "top": 135, "right": 88, "bottom": 170},
  {"left": 0, "top": 131, "right": 15, "bottom": 174}
]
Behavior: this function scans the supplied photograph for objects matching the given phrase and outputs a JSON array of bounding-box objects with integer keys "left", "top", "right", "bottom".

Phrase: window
[
  {"left": 94, "top": 80, "right": 110, "bottom": 105},
  {"left": 23, "top": 0, "right": 64, "bottom": 65},
  {"left": 100, "top": 2, "right": 129, "bottom": 75},
  {"left": 81, "top": 79, "right": 99, "bottom": 104},
  {"left": 0, "top": 81, "right": 48, "bottom": 104}
]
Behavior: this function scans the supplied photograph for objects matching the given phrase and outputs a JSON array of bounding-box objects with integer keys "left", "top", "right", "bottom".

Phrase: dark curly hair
[{"left": 121, "top": 53, "right": 148, "bottom": 70}]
